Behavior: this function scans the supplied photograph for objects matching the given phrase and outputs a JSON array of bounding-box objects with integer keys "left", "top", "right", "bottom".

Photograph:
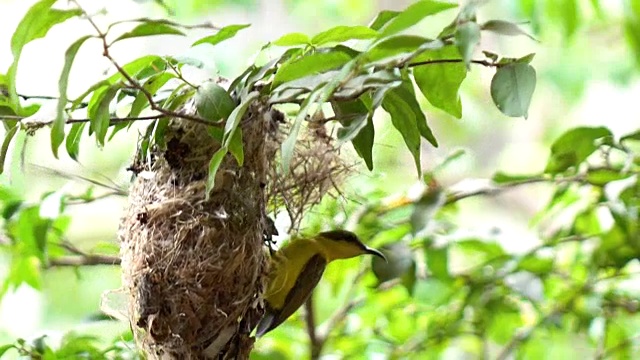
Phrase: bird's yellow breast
[{"left": 264, "top": 238, "right": 324, "bottom": 309}]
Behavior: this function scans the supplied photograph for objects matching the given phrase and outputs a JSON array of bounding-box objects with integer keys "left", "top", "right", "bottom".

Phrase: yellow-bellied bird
[{"left": 256, "top": 230, "right": 386, "bottom": 337}]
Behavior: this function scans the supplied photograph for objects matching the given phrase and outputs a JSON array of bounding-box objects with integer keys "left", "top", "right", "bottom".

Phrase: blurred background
[{"left": 0, "top": 0, "right": 639, "bottom": 358}]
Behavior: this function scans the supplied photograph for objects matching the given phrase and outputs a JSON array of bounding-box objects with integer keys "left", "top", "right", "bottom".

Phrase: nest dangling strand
[{"left": 264, "top": 110, "right": 352, "bottom": 231}]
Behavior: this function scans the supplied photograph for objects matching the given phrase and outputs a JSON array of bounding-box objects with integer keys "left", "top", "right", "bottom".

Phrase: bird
[{"left": 255, "top": 229, "right": 386, "bottom": 337}]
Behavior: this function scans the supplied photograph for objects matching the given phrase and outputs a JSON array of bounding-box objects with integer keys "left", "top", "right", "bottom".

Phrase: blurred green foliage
[{"left": 1, "top": 0, "right": 640, "bottom": 359}]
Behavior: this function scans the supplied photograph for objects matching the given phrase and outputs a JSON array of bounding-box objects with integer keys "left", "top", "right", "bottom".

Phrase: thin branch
[
  {"left": 48, "top": 255, "right": 121, "bottom": 267},
  {"left": 17, "top": 93, "right": 85, "bottom": 104},
  {"left": 47, "top": 240, "right": 121, "bottom": 268},
  {"left": 407, "top": 58, "right": 499, "bottom": 69},
  {"left": 70, "top": 0, "right": 221, "bottom": 128},
  {"left": 444, "top": 175, "right": 585, "bottom": 206},
  {"left": 1, "top": 114, "right": 165, "bottom": 131},
  {"left": 107, "top": 18, "right": 221, "bottom": 33},
  {"left": 305, "top": 296, "right": 322, "bottom": 360}
]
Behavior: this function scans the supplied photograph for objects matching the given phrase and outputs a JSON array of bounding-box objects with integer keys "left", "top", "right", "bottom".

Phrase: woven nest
[
  {"left": 117, "top": 97, "right": 349, "bottom": 358},
  {"left": 264, "top": 110, "right": 351, "bottom": 231}
]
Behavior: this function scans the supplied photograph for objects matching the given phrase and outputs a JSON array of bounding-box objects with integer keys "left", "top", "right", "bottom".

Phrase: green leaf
[
  {"left": 332, "top": 99, "right": 369, "bottom": 144},
  {"left": 369, "top": 10, "right": 400, "bottom": 31},
  {"left": 486, "top": 306, "right": 523, "bottom": 344},
  {"left": 129, "top": 72, "right": 175, "bottom": 118},
  {"left": 273, "top": 50, "right": 353, "bottom": 87},
  {"left": 517, "top": 254, "right": 553, "bottom": 274},
  {"left": 205, "top": 92, "right": 260, "bottom": 195},
  {"left": 195, "top": 81, "right": 236, "bottom": 122},
  {"left": 410, "top": 188, "right": 445, "bottom": 235},
  {"left": 281, "top": 89, "right": 322, "bottom": 174},
  {"left": 386, "top": 81, "right": 438, "bottom": 146},
  {"left": 382, "top": 88, "right": 422, "bottom": 174},
  {"left": 332, "top": 98, "right": 374, "bottom": 170},
  {"left": 414, "top": 278, "right": 456, "bottom": 306},
  {"left": 544, "top": 127, "right": 612, "bottom": 174},
  {"left": 192, "top": 24, "right": 250, "bottom": 47},
  {"left": 113, "top": 22, "right": 185, "bottom": 43},
  {"left": 0, "top": 344, "right": 16, "bottom": 357},
  {"left": 625, "top": 16, "right": 640, "bottom": 68},
  {"left": 88, "top": 85, "right": 119, "bottom": 146},
  {"left": 490, "top": 63, "right": 536, "bottom": 118},
  {"left": 53, "top": 35, "right": 91, "bottom": 158},
  {"left": 272, "top": 32, "right": 310, "bottom": 46},
  {"left": 152, "top": 117, "right": 170, "bottom": 148},
  {"left": 454, "top": 239, "right": 505, "bottom": 260},
  {"left": 352, "top": 116, "right": 375, "bottom": 171},
  {"left": 621, "top": 129, "right": 640, "bottom": 143},
  {"left": 7, "top": 256, "right": 42, "bottom": 291},
  {"left": 555, "top": 0, "right": 580, "bottom": 39},
  {"left": 365, "top": 35, "right": 431, "bottom": 64},
  {"left": 413, "top": 46, "right": 466, "bottom": 118},
  {"left": 0, "top": 125, "right": 18, "bottom": 174},
  {"left": 311, "top": 26, "right": 378, "bottom": 46},
  {"left": 228, "top": 128, "right": 244, "bottom": 166},
  {"left": 206, "top": 148, "right": 227, "bottom": 197},
  {"left": 586, "top": 168, "right": 634, "bottom": 186},
  {"left": 455, "top": 21, "right": 480, "bottom": 69},
  {"left": 426, "top": 246, "right": 450, "bottom": 280},
  {"left": 334, "top": 69, "right": 402, "bottom": 99},
  {"left": 481, "top": 20, "right": 537, "bottom": 41},
  {"left": 282, "top": 61, "right": 356, "bottom": 173},
  {"left": 492, "top": 171, "right": 540, "bottom": 184},
  {"left": 605, "top": 320, "right": 630, "bottom": 359},
  {"left": 65, "top": 123, "right": 85, "bottom": 161},
  {"left": 7, "top": 0, "right": 81, "bottom": 107},
  {"left": 379, "top": 0, "right": 458, "bottom": 37},
  {"left": 222, "top": 92, "right": 259, "bottom": 150},
  {"left": 72, "top": 55, "right": 162, "bottom": 108}
]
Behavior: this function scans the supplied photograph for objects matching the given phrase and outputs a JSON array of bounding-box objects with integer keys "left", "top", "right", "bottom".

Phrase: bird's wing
[{"left": 256, "top": 254, "right": 327, "bottom": 337}]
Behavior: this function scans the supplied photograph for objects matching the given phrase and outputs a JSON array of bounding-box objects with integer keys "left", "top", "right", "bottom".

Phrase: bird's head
[{"left": 315, "top": 230, "right": 386, "bottom": 262}]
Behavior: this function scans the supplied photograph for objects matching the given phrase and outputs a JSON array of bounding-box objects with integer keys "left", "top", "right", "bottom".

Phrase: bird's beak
[{"left": 365, "top": 246, "right": 387, "bottom": 262}]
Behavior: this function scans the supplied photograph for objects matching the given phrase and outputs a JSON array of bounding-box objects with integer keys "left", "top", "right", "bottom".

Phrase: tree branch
[
  {"left": 70, "top": 0, "right": 221, "bottom": 128},
  {"left": 305, "top": 296, "right": 322, "bottom": 360},
  {"left": 2, "top": 114, "right": 165, "bottom": 131},
  {"left": 407, "top": 58, "right": 500, "bottom": 69},
  {"left": 46, "top": 240, "right": 121, "bottom": 268},
  {"left": 48, "top": 254, "right": 121, "bottom": 267}
]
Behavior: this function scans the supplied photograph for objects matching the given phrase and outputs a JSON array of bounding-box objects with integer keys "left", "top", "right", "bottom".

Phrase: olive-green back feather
[{"left": 256, "top": 254, "right": 327, "bottom": 337}]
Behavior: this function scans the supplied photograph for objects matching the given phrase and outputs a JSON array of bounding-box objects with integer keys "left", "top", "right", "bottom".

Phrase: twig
[
  {"left": 444, "top": 175, "right": 585, "bottom": 206},
  {"left": 597, "top": 333, "right": 640, "bottom": 360},
  {"left": 408, "top": 58, "right": 499, "bottom": 69},
  {"left": 70, "top": 0, "right": 221, "bottom": 128},
  {"left": 47, "top": 241, "right": 121, "bottom": 268},
  {"left": 1, "top": 113, "right": 164, "bottom": 127},
  {"left": 17, "top": 93, "right": 88, "bottom": 108},
  {"left": 305, "top": 296, "right": 322, "bottom": 360},
  {"left": 48, "top": 255, "right": 120, "bottom": 267},
  {"left": 107, "top": 18, "right": 221, "bottom": 32}
]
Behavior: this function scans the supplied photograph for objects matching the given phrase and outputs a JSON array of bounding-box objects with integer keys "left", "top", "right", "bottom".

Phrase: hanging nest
[
  {"left": 115, "top": 94, "right": 351, "bottom": 358},
  {"left": 118, "top": 99, "right": 270, "bottom": 359}
]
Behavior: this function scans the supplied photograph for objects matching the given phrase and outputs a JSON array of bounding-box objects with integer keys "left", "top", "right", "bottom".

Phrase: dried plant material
[
  {"left": 117, "top": 98, "right": 350, "bottom": 359},
  {"left": 264, "top": 109, "right": 351, "bottom": 231},
  {"left": 118, "top": 100, "right": 269, "bottom": 359}
]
